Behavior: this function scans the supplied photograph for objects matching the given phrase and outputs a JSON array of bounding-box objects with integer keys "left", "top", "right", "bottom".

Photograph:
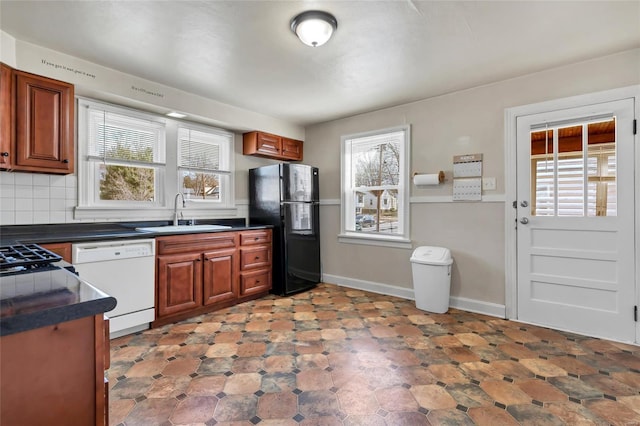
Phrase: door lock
[
  {"left": 520, "top": 217, "right": 529, "bottom": 224},
  {"left": 520, "top": 201, "right": 528, "bottom": 207}
]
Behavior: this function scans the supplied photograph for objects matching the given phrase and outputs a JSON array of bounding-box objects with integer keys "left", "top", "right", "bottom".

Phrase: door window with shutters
[{"left": 530, "top": 118, "right": 616, "bottom": 217}]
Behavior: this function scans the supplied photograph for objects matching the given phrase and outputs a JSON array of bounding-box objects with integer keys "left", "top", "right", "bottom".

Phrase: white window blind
[
  {"left": 178, "top": 127, "right": 230, "bottom": 172},
  {"left": 88, "top": 109, "right": 165, "bottom": 165}
]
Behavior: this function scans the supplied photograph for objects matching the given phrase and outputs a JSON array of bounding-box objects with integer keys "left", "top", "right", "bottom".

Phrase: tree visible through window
[
  {"left": 81, "top": 101, "right": 166, "bottom": 206},
  {"left": 341, "top": 125, "right": 410, "bottom": 243}
]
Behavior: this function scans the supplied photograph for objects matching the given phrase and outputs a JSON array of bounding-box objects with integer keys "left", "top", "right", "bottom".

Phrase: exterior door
[{"left": 516, "top": 98, "right": 636, "bottom": 342}]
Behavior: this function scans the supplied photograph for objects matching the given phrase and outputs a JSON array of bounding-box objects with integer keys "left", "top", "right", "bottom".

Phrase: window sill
[
  {"left": 74, "top": 206, "right": 238, "bottom": 220},
  {"left": 338, "top": 232, "right": 413, "bottom": 249}
]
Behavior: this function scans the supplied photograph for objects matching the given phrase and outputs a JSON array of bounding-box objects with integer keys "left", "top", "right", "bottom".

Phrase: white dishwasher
[{"left": 73, "top": 239, "right": 155, "bottom": 338}]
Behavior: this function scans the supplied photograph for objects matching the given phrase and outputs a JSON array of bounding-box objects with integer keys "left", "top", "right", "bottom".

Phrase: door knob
[
  {"left": 520, "top": 217, "right": 529, "bottom": 224},
  {"left": 520, "top": 201, "right": 528, "bottom": 207}
]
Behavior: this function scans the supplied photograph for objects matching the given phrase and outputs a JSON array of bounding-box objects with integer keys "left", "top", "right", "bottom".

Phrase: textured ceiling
[{"left": 1, "top": 1, "right": 639, "bottom": 126}]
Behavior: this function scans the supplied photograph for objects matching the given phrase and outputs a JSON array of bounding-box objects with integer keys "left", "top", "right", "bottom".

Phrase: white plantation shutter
[{"left": 534, "top": 153, "right": 616, "bottom": 216}]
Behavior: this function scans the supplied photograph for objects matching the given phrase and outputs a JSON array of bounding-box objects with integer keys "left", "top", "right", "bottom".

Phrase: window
[
  {"left": 530, "top": 118, "right": 617, "bottom": 217},
  {"left": 178, "top": 126, "right": 233, "bottom": 205},
  {"left": 78, "top": 99, "right": 166, "bottom": 207},
  {"left": 340, "top": 125, "right": 410, "bottom": 247},
  {"left": 77, "top": 98, "right": 236, "bottom": 219}
]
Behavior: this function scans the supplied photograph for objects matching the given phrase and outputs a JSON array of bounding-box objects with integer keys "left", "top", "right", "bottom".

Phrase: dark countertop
[
  {"left": 0, "top": 263, "right": 117, "bottom": 336},
  {"left": 0, "top": 219, "right": 272, "bottom": 246}
]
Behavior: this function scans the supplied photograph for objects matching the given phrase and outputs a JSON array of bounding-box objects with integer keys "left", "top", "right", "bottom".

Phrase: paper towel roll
[{"left": 413, "top": 171, "right": 444, "bottom": 186}]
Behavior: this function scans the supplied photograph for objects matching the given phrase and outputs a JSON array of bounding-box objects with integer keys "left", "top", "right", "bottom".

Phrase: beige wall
[{"left": 306, "top": 49, "right": 640, "bottom": 307}]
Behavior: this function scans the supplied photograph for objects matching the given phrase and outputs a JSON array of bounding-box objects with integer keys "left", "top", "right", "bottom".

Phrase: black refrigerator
[{"left": 249, "top": 164, "right": 321, "bottom": 295}]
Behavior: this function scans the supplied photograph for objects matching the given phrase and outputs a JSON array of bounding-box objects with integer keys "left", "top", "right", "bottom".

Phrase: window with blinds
[
  {"left": 530, "top": 118, "right": 616, "bottom": 217},
  {"left": 81, "top": 100, "right": 166, "bottom": 205},
  {"left": 177, "top": 126, "right": 232, "bottom": 202}
]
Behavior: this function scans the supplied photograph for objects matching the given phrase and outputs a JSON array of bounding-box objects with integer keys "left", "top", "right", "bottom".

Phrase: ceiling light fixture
[
  {"left": 290, "top": 10, "right": 337, "bottom": 47},
  {"left": 166, "top": 111, "right": 187, "bottom": 118}
]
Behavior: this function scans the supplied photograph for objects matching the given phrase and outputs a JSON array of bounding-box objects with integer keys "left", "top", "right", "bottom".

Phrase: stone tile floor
[{"left": 109, "top": 283, "right": 640, "bottom": 425}]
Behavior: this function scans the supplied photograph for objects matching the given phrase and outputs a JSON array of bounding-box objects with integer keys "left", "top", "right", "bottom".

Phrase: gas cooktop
[{"left": 0, "top": 244, "right": 62, "bottom": 272}]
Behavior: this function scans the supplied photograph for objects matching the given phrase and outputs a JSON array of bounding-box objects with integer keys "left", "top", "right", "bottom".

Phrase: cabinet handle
[
  {"left": 254, "top": 237, "right": 259, "bottom": 241},
  {"left": 0, "top": 152, "right": 8, "bottom": 157},
  {"left": 197, "top": 258, "right": 202, "bottom": 262},
  {"left": 62, "top": 159, "right": 69, "bottom": 163},
  {"left": 256, "top": 280, "right": 260, "bottom": 284},
  {"left": 255, "top": 256, "right": 260, "bottom": 260}
]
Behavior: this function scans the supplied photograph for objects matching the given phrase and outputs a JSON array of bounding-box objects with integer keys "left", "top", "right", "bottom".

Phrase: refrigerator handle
[{"left": 279, "top": 175, "right": 284, "bottom": 202}]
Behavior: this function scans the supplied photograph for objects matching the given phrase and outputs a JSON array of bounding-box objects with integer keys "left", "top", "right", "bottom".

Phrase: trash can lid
[{"left": 410, "top": 246, "right": 453, "bottom": 265}]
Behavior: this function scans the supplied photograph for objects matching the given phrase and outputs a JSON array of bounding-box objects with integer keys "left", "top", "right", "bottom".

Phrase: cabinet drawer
[
  {"left": 157, "top": 232, "right": 236, "bottom": 255},
  {"left": 239, "top": 230, "right": 271, "bottom": 246},
  {"left": 240, "top": 269, "right": 271, "bottom": 296},
  {"left": 240, "top": 245, "right": 271, "bottom": 270}
]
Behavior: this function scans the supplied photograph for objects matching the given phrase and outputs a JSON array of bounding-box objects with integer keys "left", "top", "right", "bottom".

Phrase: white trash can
[{"left": 410, "top": 246, "right": 453, "bottom": 313}]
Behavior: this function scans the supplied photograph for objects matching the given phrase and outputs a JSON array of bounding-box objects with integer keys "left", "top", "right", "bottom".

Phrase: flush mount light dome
[{"left": 290, "top": 10, "right": 337, "bottom": 47}]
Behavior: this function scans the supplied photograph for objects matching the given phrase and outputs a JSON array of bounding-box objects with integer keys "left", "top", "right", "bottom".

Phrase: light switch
[{"left": 482, "top": 177, "right": 496, "bottom": 191}]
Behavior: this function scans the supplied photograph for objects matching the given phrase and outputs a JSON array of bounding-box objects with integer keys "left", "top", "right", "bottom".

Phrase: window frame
[
  {"left": 339, "top": 125, "right": 411, "bottom": 249},
  {"left": 75, "top": 97, "right": 237, "bottom": 220},
  {"left": 77, "top": 98, "right": 167, "bottom": 210},
  {"left": 177, "top": 123, "right": 234, "bottom": 207}
]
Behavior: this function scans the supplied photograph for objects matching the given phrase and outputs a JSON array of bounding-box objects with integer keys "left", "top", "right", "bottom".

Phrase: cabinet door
[
  {"left": 255, "top": 132, "right": 281, "bottom": 157},
  {"left": 0, "top": 63, "right": 12, "bottom": 169},
  {"left": 157, "top": 253, "right": 203, "bottom": 317},
  {"left": 203, "top": 247, "right": 236, "bottom": 306},
  {"left": 281, "top": 138, "right": 303, "bottom": 161},
  {"left": 14, "top": 70, "right": 74, "bottom": 173}
]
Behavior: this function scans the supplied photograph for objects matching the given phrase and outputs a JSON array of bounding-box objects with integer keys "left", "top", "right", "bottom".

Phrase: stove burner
[{"left": 0, "top": 244, "right": 62, "bottom": 270}]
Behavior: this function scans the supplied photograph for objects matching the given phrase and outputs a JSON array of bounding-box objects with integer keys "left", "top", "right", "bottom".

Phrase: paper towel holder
[{"left": 413, "top": 170, "right": 445, "bottom": 184}]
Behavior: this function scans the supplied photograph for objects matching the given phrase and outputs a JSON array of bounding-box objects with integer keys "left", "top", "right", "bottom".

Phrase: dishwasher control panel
[{"left": 73, "top": 239, "right": 155, "bottom": 264}]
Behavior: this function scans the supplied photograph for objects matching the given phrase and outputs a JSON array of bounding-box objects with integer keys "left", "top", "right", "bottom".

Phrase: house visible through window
[{"left": 341, "top": 125, "right": 410, "bottom": 246}]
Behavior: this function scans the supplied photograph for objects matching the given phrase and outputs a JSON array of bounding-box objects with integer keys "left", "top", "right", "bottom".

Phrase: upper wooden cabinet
[
  {"left": 243, "top": 131, "right": 303, "bottom": 161},
  {"left": 0, "top": 64, "right": 75, "bottom": 174},
  {"left": 0, "top": 63, "right": 13, "bottom": 169}
]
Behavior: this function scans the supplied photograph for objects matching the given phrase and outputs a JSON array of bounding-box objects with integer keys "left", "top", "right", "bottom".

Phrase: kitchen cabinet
[
  {"left": 153, "top": 229, "right": 272, "bottom": 327},
  {"left": 0, "top": 63, "right": 12, "bottom": 168},
  {"left": 204, "top": 247, "right": 236, "bottom": 305},
  {"left": 238, "top": 229, "right": 272, "bottom": 297},
  {"left": 0, "top": 63, "right": 74, "bottom": 174},
  {"left": 243, "top": 131, "right": 303, "bottom": 161},
  {"left": 157, "top": 252, "right": 203, "bottom": 317},
  {"left": 40, "top": 241, "right": 72, "bottom": 263},
  {"left": 0, "top": 314, "right": 109, "bottom": 426}
]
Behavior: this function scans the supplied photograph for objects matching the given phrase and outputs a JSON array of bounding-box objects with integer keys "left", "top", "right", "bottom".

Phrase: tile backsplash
[{"left": 0, "top": 171, "right": 78, "bottom": 225}]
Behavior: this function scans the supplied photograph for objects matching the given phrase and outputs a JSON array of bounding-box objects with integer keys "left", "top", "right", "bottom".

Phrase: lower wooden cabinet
[
  {"left": 153, "top": 229, "right": 272, "bottom": 326},
  {"left": 157, "top": 252, "right": 203, "bottom": 317},
  {"left": 40, "top": 241, "right": 72, "bottom": 263},
  {"left": 204, "top": 247, "right": 236, "bottom": 305},
  {"left": 0, "top": 315, "right": 109, "bottom": 426}
]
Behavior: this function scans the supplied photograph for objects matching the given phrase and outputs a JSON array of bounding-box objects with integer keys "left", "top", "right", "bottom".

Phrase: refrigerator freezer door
[
  {"left": 281, "top": 202, "right": 321, "bottom": 293},
  {"left": 281, "top": 164, "right": 318, "bottom": 202}
]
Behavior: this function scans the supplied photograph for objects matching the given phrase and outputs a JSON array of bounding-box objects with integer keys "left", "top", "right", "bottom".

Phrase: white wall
[
  {"left": 0, "top": 33, "right": 293, "bottom": 225},
  {"left": 307, "top": 49, "right": 640, "bottom": 314}
]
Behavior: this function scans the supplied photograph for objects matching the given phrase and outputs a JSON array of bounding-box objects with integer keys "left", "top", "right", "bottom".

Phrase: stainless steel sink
[{"left": 135, "top": 224, "right": 232, "bottom": 233}]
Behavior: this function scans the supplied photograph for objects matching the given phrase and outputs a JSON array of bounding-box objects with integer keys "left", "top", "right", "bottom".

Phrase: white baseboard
[
  {"left": 322, "top": 274, "right": 415, "bottom": 300},
  {"left": 322, "top": 273, "right": 506, "bottom": 319},
  {"left": 449, "top": 296, "right": 506, "bottom": 318}
]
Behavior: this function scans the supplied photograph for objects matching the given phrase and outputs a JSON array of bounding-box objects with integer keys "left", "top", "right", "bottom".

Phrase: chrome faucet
[{"left": 173, "top": 193, "right": 186, "bottom": 226}]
